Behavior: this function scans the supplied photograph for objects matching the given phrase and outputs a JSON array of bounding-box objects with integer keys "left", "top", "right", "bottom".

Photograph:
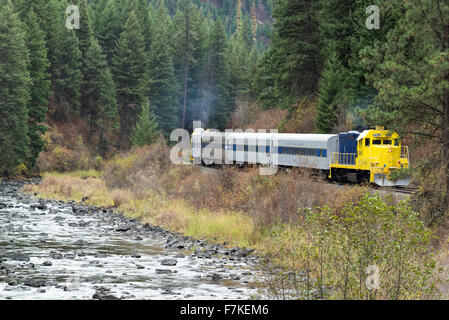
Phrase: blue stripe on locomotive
[{"left": 338, "top": 131, "right": 360, "bottom": 165}]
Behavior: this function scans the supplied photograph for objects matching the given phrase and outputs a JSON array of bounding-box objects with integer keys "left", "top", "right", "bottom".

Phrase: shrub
[{"left": 257, "top": 193, "right": 442, "bottom": 300}]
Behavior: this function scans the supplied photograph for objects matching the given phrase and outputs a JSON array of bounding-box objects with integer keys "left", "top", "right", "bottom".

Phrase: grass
[{"left": 42, "top": 169, "right": 101, "bottom": 179}]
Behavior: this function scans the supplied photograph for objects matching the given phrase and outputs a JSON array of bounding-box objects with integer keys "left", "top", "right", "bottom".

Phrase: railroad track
[{"left": 377, "top": 186, "right": 417, "bottom": 195}]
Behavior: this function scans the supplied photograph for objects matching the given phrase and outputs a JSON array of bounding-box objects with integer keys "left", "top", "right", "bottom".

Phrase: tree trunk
[{"left": 181, "top": 0, "right": 190, "bottom": 130}]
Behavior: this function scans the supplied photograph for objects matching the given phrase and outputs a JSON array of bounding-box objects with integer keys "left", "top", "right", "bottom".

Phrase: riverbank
[{"left": 23, "top": 173, "right": 261, "bottom": 249}]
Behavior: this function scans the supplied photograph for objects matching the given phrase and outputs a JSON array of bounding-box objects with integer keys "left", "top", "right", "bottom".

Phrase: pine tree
[
  {"left": 227, "top": 33, "right": 252, "bottom": 98},
  {"left": 148, "top": 1, "right": 179, "bottom": 135},
  {"left": 250, "top": 0, "right": 257, "bottom": 41},
  {"left": 241, "top": 15, "right": 253, "bottom": 50},
  {"left": 52, "top": 22, "right": 83, "bottom": 121},
  {"left": 173, "top": 0, "right": 207, "bottom": 129},
  {"left": 0, "top": 0, "right": 30, "bottom": 173},
  {"left": 83, "top": 38, "right": 118, "bottom": 151},
  {"left": 235, "top": 0, "right": 242, "bottom": 35},
  {"left": 207, "top": 18, "right": 231, "bottom": 130},
  {"left": 131, "top": 99, "right": 159, "bottom": 147},
  {"left": 315, "top": 44, "right": 345, "bottom": 133},
  {"left": 39, "top": 0, "right": 63, "bottom": 79},
  {"left": 94, "top": 0, "right": 122, "bottom": 65},
  {"left": 362, "top": 0, "right": 449, "bottom": 223},
  {"left": 24, "top": 7, "right": 51, "bottom": 167},
  {"left": 122, "top": 0, "right": 152, "bottom": 51},
  {"left": 259, "top": 0, "right": 322, "bottom": 107},
  {"left": 112, "top": 10, "right": 149, "bottom": 149},
  {"left": 75, "top": 0, "right": 94, "bottom": 64}
]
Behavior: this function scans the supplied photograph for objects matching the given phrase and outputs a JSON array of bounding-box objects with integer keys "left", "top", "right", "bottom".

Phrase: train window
[
  {"left": 373, "top": 140, "right": 381, "bottom": 145},
  {"left": 383, "top": 140, "right": 392, "bottom": 145},
  {"left": 365, "top": 138, "right": 370, "bottom": 146},
  {"left": 394, "top": 139, "right": 399, "bottom": 146}
]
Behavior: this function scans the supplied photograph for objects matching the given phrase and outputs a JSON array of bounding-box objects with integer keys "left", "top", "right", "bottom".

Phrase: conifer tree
[
  {"left": 24, "top": 7, "right": 51, "bottom": 167},
  {"left": 52, "top": 21, "right": 83, "bottom": 121},
  {"left": 250, "top": 0, "right": 257, "bottom": 41},
  {"left": 258, "top": 0, "right": 322, "bottom": 107},
  {"left": 148, "top": 1, "right": 179, "bottom": 135},
  {"left": 131, "top": 99, "right": 159, "bottom": 147},
  {"left": 94, "top": 0, "right": 122, "bottom": 65},
  {"left": 83, "top": 38, "right": 118, "bottom": 149},
  {"left": 75, "top": 0, "right": 94, "bottom": 64},
  {"left": 0, "top": 0, "right": 30, "bottom": 173},
  {"left": 235, "top": 0, "right": 243, "bottom": 35},
  {"left": 207, "top": 18, "right": 231, "bottom": 130},
  {"left": 39, "top": 0, "right": 63, "bottom": 78},
  {"left": 112, "top": 10, "right": 148, "bottom": 149},
  {"left": 122, "top": 0, "right": 152, "bottom": 51},
  {"left": 174, "top": 0, "right": 207, "bottom": 129},
  {"left": 315, "top": 44, "right": 345, "bottom": 133},
  {"left": 362, "top": 0, "right": 449, "bottom": 222}
]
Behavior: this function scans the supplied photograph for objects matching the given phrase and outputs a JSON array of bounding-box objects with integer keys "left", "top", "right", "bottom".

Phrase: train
[{"left": 190, "top": 126, "right": 410, "bottom": 187}]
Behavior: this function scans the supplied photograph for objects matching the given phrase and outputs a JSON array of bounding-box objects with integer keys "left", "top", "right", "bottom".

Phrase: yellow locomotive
[{"left": 329, "top": 127, "right": 410, "bottom": 186}]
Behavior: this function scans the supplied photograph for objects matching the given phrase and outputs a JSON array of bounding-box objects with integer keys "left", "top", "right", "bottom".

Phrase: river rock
[
  {"left": 74, "top": 240, "right": 87, "bottom": 246},
  {"left": 50, "top": 252, "right": 63, "bottom": 259},
  {"left": 155, "top": 269, "right": 172, "bottom": 274},
  {"left": 11, "top": 254, "right": 30, "bottom": 262},
  {"left": 160, "top": 259, "right": 177, "bottom": 266}
]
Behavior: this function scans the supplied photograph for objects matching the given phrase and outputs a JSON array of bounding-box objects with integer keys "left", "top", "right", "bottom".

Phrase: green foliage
[
  {"left": 315, "top": 43, "right": 345, "bottom": 133},
  {"left": 93, "top": 0, "right": 122, "bottom": 64},
  {"left": 82, "top": 38, "right": 118, "bottom": 154},
  {"left": 0, "top": 0, "right": 31, "bottom": 174},
  {"left": 258, "top": 194, "right": 442, "bottom": 300},
  {"left": 112, "top": 10, "right": 149, "bottom": 149},
  {"left": 361, "top": 1, "right": 449, "bottom": 220},
  {"left": 131, "top": 100, "right": 159, "bottom": 147},
  {"left": 24, "top": 7, "right": 50, "bottom": 167},
  {"left": 207, "top": 18, "right": 231, "bottom": 130},
  {"left": 148, "top": 1, "right": 179, "bottom": 135},
  {"left": 258, "top": 0, "right": 322, "bottom": 107},
  {"left": 49, "top": 1, "right": 83, "bottom": 121}
]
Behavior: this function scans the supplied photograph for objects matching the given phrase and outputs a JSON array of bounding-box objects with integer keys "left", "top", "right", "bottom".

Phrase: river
[{"left": 0, "top": 181, "right": 258, "bottom": 300}]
